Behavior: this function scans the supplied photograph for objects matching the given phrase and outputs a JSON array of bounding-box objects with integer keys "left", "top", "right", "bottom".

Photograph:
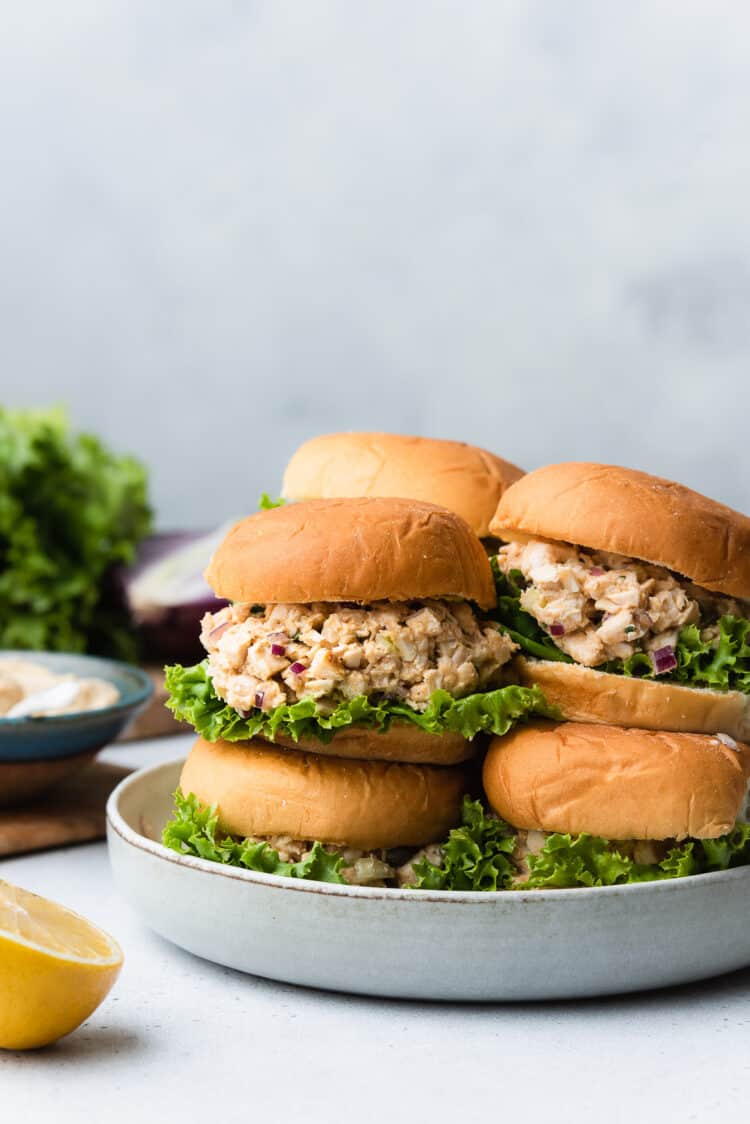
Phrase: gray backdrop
[{"left": 3, "top": 2, "right": 749, "bottom": 528}]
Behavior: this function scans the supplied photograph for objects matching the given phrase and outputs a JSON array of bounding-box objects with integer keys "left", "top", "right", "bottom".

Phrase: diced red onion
[
  {"left": 651, "top": 646, "right": 677, "bottom": 675},
  {"left": 549, "top": 622, "right": 565, "bottom": 637},
  {"left": 208, "top": 621, "right": 231, "bottom": 641},
  {"left": 254, "top": 691, "right": 265, "bottom": 708},
  {"left": 289, "top": 662, "right": 306, "bottom": 676},
  {"left": 271, "top": 643, "right": 286, "bottom": 657},
  {"left": 589, "top": 566, "right": 605, "bottom": 576}
]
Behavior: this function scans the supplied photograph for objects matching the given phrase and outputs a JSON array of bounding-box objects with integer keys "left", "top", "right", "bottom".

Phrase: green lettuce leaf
[
  {"left": 0, "top": 407, "right": 151, "bottom": 658},
  {"left": 162, "top": 790, "right": 347, "bottom": 883},
  {"left": 491, "top": 562, "right": 573, "bottom": 663},
  {"left": 410, "top": 798, "right": 517, "bottom": 891},
  {"left": 165, "top": 660, "right": 555, "bottom": 745},
  {"left": 258, "top": 493, "right": 286, "bottom": 510},
  {"left": 522, "top": 822, "right": 750, "bottom": 889},
  {"left": 612, "top": 616, "right": 750, "bottom": 694},
  {"left": 406, "top": 800, "right": 750, "bottom": 891}
]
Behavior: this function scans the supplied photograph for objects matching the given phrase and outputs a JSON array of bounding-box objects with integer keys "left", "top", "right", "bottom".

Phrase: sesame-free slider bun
[
  {"left": 265, "top": 722, "right": 474, "bottom": 765},
  {"left": 490, "top": 462, "right": 750, "bottom": 599},
  {"left": 180, "top": 737, "right": 467, "bottom": 850},
  {"left": 205, "top": 497, "right": 497, "bottom": 609},
  {"left": 282, "top": 432, "right": 524, "bottom": 538},
  {"left": 511, "top": 657, "right": 750, "bottom": 743},
  {"left": 483, "top": 722, "right": 750, "bottom": 841}
]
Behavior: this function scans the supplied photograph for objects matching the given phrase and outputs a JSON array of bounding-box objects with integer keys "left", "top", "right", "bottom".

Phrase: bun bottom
[
  {"left": 513, "top": 657, "right": 750, "bottom": 742},
  {"left": 180, "top": 737, "right": 467, "bottom": 850},
  {"left": 262, "top": 723, "right": 473, "bottom": 765},
  {"left": 483, "top": 721, "right": 750, "bottom": 841}
]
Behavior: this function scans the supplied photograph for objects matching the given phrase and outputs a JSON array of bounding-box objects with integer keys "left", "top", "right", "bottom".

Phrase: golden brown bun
[
  {"left": 513, "top": 657, "right": 750, "bottom": 742},
  {"left": 282, "top": 432, "right": 524, "bottom": 538},
  {"left": 180, "top": 737, "right": 467, "bottom": 850},
  {"left": 490, "top": 462, "right": 750, "bottom": 599},
  {"left": 205, "top": 497, "right": 496, "bottom": 609},
  {"left": 264, "top": 723, "right": 473, "bottom": 765},
  {"left": 483, "top": 721, "right": 750, "bottom": 840}
]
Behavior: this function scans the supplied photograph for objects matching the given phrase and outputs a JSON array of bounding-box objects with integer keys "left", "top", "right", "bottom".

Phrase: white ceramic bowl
[{"left": 107, "top": 759, "right": 750, "bottom": 1001}]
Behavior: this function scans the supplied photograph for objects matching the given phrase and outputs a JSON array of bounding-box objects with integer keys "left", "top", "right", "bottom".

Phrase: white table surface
[{"left": 3, "top": 734, "right": 749, "bottom": 1123}]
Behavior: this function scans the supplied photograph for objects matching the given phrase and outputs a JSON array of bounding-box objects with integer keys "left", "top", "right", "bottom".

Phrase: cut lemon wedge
[{"left": 0, "top": 879, "right": 123, "bottom": 1050}]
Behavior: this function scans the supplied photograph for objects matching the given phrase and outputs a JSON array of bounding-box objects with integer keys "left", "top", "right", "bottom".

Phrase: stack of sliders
[
  {"left": 480, "top": 463, "right": 750, "bottom": 887},
  {"left": 165, "top": 496, "right": 549, "bottom": 886},
  {"left": 164, "top": 440, "right": 750, "bottom": 891}
]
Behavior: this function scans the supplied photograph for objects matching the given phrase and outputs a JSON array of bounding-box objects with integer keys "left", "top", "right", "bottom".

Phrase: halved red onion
[
  {"left": 271, "top": 643, "right": 286, "bottom": 657},
  {"left": 549, "top": 622, "right": 565, "bottom": 637},
  {"left": 254, "top": 690, "right": 265, "bottom": 708},
  {"left": 651, "top": 646, "right": 677, "bottom": 675},
  {"left": 289, "top": 662, "right": 306, "bottom": 676}
]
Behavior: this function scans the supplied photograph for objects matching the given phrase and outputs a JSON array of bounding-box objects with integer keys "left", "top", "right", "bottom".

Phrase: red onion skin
[{"left": 208, "top": 621, "right": 231, "bottom": 642}]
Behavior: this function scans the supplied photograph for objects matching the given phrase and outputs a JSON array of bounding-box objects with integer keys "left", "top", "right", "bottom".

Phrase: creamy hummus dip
[{"left": 0, "top": 659, "right": 120, "bottom": 718}]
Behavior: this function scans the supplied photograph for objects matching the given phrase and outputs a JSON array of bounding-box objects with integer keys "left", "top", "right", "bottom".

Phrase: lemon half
[{"left": 0, "top": 879, "right": 123, "bottom": 1050}]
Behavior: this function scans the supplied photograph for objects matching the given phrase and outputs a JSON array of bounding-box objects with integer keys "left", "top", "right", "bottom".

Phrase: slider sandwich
[
  {"left": 282, "top": 432, "right": 524, "bottom": 539},
  {"left": 398, "top": 723, "right": 750, "bottom": 891},
  {"left": 164, "top": 497, "right": 549, "bottom": 885},
  {"left": 490, "top": 463, "right": 750, "bottom": 740}
]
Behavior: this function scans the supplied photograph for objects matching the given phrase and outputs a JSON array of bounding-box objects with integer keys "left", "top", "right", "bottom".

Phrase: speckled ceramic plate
[{"left": 107, "top": 758, "right": 750, "bottom": 1001}]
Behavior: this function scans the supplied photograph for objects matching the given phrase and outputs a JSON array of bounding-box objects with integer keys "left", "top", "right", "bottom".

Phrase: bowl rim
[
  {"left": 0, "top": 650, "right": 153, "bottom": 727},
  {"left": 106, "top": 756, "right": 750, "bottom": 906}
]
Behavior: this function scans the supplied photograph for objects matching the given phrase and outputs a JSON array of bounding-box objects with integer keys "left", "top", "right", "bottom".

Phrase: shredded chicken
[
  {"left": 201, "top": 599, "right": 515, "bottom": 715},
  {"left": 495, "top": 540, "right": 744, "bottom": 667}
]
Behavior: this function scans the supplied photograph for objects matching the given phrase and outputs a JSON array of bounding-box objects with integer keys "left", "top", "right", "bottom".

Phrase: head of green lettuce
[{"left": 0, "top": 407, "right": 151, "bottom": 658}]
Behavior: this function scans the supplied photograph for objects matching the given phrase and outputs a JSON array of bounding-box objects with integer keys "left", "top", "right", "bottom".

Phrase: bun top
[
  {"left": 282, "top": 432, "right": 524, "bottom": 538},
  {"left": 483, "top": 721, "right": 750, "bottom": 841},
  {"left": 205, "top": 497, "right": 497, "bottom": 608},
  {"left": 490, "top": 462, "right": 750, "bottom": 599}
]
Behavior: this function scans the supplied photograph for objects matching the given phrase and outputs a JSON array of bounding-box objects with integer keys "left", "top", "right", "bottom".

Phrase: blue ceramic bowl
[{"left": 0, "top": 650, "right": 153, "bottom": 763}]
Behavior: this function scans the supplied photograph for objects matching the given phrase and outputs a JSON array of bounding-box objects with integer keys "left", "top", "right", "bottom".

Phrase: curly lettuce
[
  {"left": 617, "top": 616, "right": 750, "bottom": 694},
  {"left": 0, "top": 406, "right": 151, "bottom": 658},
  {"left": 522, "top": 822, "right": 750, "bottom": 888},
  {"left": 408, "top": 799, "right": 750, "bottom": 891},
  {"left": 165, "top": 660, "right": 554, "bottom": 745},
  {"left": 492, "top": 561, "right": 750, "bottom": 694},
  {"left": 162, "top": 790, "right": 347, "bottom": 883},
  {"left": 410, "top": 799, "right": 517, "bottom": 891}
]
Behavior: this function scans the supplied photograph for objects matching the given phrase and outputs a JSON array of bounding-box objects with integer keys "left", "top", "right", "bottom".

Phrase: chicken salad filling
[
  {"left": 494, "top": 540, "right": 749, "bottom": 683},
  {"left": 201, "top": 599, "right": 516, "bottom": 716}
]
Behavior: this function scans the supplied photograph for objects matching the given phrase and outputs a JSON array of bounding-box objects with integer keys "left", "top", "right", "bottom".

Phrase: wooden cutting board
[{"left": 0, "top": 761, "right": 131, "bottom": 858}]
